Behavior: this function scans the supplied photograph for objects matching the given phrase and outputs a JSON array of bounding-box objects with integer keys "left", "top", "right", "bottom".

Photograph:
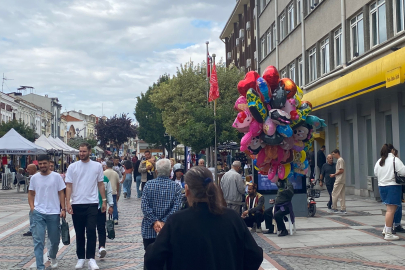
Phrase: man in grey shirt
[{"left": 220, "top": 161, "right": 245, "bottom": 214}]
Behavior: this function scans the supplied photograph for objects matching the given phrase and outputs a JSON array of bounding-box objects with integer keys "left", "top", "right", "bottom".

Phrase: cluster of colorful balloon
[{"left": 232, "top": 66, "right": 326, "bottom": 183}]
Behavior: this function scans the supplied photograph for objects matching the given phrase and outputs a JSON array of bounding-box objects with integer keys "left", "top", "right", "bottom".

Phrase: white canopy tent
[
  {"left": 35, "top": 135, "right": 64, "bottom": 152},
  {"left": 48, "top": 137, "right": 76, "bottom": 155},
  {"left": 54, "top": 137, "right": 79, "bottom": 154},
  {"left": 0, "top": 128, "right": 47, "bottom": 155}
]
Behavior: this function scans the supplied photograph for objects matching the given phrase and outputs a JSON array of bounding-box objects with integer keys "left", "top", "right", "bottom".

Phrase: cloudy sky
[{"left": 0, "top": 0, "right": 235, "bottom": 120}]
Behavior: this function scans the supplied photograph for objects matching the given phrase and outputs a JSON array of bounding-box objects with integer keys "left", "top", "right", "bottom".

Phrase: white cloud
[{"left": 0, "top": 0, "right": 235, "bottom": 119}]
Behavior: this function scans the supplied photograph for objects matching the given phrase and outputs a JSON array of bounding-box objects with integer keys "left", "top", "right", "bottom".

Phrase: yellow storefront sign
[
  {"left": 386, "top": 68, "right": 402, "bottom": 88},
  {"left": 303, "top": 46, "right": 405, "bottom": 111}
]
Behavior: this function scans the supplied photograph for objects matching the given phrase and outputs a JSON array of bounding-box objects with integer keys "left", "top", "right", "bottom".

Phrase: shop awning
[
  {"left": 0, "top": 128, "right": 47, "bottom": 155},
  {"left": 303, "top": 46, "right": 405, "bottom": 111}
]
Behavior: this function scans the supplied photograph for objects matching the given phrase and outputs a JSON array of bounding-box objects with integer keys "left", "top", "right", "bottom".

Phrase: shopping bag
[
  {"left": 107, "top": 215, "right": 115, "bottom": 240},
  {"left": 61, "top": 218, "right": 70, "bottom": 245}
]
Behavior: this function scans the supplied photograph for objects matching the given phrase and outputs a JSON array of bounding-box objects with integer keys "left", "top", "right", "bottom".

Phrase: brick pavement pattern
[{"left": 1, "top": 187, "right": 405, "bottom": 269}]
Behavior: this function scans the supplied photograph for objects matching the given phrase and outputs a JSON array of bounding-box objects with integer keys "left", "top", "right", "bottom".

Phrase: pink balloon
[
  {"left": 269, "top": 173, "right": 279, "bottom": 183},
  {"left": 282, "top": 98, "right": 298, "bottom": 119},
  {"left": 240, "top": 119, "right": 263, "bottom": 152},
  {"left": 234, "top": 96, "right": 248, "bottom": 111},
  {"left": 278, "top": 165, "right": 285, "bottom": 179},
  {"left": 232, "top": 109, "right": 252, "bottom": 133},
  {"left": 267, "top": 164, "right": 277, "bottom": 180},
  {"left": 263, "top": 116, "right": 276, "bottom": 136}
]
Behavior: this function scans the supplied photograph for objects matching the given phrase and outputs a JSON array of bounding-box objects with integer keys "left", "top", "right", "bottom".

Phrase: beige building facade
[{"left": 255, "top": 0, "right": 405, "bottom": 197}]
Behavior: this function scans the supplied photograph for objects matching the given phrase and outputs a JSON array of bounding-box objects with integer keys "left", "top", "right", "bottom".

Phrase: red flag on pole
[
  {"left": 209, "top": 62, "right": 219, "bottom": 102},
  {"left": 207, "top": 51, "right": 211, "bottom": 78}
]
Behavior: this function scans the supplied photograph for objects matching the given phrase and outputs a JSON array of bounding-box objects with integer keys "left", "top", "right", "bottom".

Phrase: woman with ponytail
[
  {"left": 375, "top": 144, "right": 405, "bottom": 241},
  {"left": 145, "top": 166, "right": 263, "bottom": 270}
]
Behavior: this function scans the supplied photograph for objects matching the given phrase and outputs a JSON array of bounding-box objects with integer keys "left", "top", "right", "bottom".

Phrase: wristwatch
[{"left": 102, "top": 198, "right": 107, "bottom": 201}]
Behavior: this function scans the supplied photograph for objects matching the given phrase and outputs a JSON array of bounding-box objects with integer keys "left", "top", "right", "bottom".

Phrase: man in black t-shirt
[{"left": 320, "top": 154, "right": 336, "bottom": 212}]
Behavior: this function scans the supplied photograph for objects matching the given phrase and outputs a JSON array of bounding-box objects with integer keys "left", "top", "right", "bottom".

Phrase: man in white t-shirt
[
  {"left": 28, "top": 155, "right": 66, "bottom": 270},
  {"left": 66, "top": 143, "right": 107, "bottom": 270}
]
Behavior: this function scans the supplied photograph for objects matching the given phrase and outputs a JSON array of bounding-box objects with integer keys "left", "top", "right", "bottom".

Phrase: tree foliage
[
  {"left": 67, "top": 137, "right": 98, "bottom": 149},
  {"left": 134, "top": 74, "right": 174, "bottom": 153},
  {"left": 0, "top": 119, "right": 37, "bottom": 142},
  {"left": 95, "top": 114, "right": 137, "bottom": 149},
  {"left": 150, "top": 61, "right": 243, "bottom": 152}
]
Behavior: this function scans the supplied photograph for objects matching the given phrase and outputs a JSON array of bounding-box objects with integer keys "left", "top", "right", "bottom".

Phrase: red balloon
[
  {"left": 262, "top": 66, "right": 280, "bottom": 91},
  {"left": 237, "top": 71, "right": 260, "bottom": 97},
  {"left": 279, "top": 78, "right": 297, "bottom": 99}
]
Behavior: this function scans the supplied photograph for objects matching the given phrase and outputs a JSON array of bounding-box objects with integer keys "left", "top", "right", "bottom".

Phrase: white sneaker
[
  {"left": 98, "top": 247, "right": 107, "bottom": 258},
  {"left": 88, "top": 258, "right": 99, "bottom": 270},
  {"left": 51, "top": 258, "right": 58, "bottom": 268},
  {"left": 384, "top": 233, "right": 399, "bottom": 241},
  {"left": 382, "top": 227, "right": 386, "bottom": 235},
  {"left": 75, "top": 259, "right": 85, "bottom": 269}
]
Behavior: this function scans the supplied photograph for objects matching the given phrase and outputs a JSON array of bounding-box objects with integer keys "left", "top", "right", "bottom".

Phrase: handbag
[
  {"left": 61, "top": 218, "right": 70, "bottom": 245},
  {"left": 393, "top": 157, "right": 405, "bottom": 185},
  {"left": 106, "top": 215, "right": 115, "bottom": 240}
]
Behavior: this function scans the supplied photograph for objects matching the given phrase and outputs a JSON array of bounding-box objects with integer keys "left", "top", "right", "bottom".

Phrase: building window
[
  {"left": 320, "top": 37, "right": 330, "bottom": 75},
  {"left": 267, "top": 31, "right": 272, "bottom": 53},
  {"left": 281, "top": 69, "right": 287, "bottom": 78},
  {"left": 280, "top": 13, "right": 286, "bottom": 40},
  {"left": 298, "top": 57, "right": 303, "bottom": 86},
  {"left": 309, "top": 47, "right": 317, "bottom": 82},
  {"left": 350, "top": 13, "right": 365, "bottom": 58},
  {"left": 261, "top": 37, "right": 266, "bottom": 60},
  {"left": 334, "top": 28, "right": 342, "bottom": 67},
  {"left": 288, "top": 3, "right": 294, "bottom": 33},
  {"left": 370, "top": 0, "right": 387, "bottom": 46},
  {"left": 272, "top": 24, "right": 276, "bottom": 47},
  {"left": 289, "top": 62, "right": 296, "bottom": 82},
  {"left": 297, "top": 0, "right": 302, "bottom": 23},
  {"left": 395, "top": 0, "right": 405, "bottom": 33},
  {"left": 308, "top": 0, "right": 316, "bottom": 14}
]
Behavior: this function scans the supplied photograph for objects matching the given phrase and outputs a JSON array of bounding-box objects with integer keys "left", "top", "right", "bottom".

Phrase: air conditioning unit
[
  {"left": 246, "top": 59, "right": 252, "bottom": 68},
  {"left": 236, "top": 38, "right": 240, "bottom": 46},
  {"left": 227, "top": 52, "right": 232, "bottom": 60},
  {"left": 240, "top": 66, "right": 246, "bottom": 73},
  {"left": 239, "top": 29, "right": 245, "bottom": 40},
  {"left": 246, "top": 21, "right": 251, "bottom": 31}
]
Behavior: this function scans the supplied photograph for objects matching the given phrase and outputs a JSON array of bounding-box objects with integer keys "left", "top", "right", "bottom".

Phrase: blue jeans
[
  {"left": 31, "top": 210, "right": 60, "bottom": 270},
  {"left": 394, "top": 204, "right": 402, "bottom": 226},
  {"left": 123, "top": 174, "right": 132, "bottom": 198},
  {"left": 29, "top": 210, "right": 33, "bottom": 232},
  {"left": 112, "top": 195, "right": 118, "bottom": 221},
  {"left": 135, "top": 175, "right": 142, "bottom": 198}
]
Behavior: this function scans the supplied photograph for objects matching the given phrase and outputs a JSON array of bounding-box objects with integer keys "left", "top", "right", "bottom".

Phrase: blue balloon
[
  {"left": 257, "top": 77, "right": 271, "bottom": 103},
  {"left": 276, "top": 125, "right": 293, "bottom": 137}
]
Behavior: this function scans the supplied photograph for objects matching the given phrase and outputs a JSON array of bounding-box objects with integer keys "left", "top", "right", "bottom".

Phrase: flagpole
[
  {"left": 212, "top": 53, "right": 218, "bottom": 184},
  {"left": 205, "top": 41, "right": 210, "bottom": 168}
]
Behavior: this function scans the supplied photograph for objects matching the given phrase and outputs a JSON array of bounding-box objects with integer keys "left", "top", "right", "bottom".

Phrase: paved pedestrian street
[{"left": 1, "top": 187, "right": 405, "bottom": 270}]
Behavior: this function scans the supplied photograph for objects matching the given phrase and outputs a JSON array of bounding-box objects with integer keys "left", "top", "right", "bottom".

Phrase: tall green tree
[
  {"left": 150, "top": 61, "right": 243, "bottom": 152},
  {"left": 135, "top": 74, "right": 175, "bottom": 155},
  {"left": 0, "top": 119, "right": 37, "bottom": 141}
]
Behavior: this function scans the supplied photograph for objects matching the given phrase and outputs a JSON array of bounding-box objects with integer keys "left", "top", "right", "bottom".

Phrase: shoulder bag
[
  {"left": 107, "top": 215, "right": 115, "bottom": 240},
  {"left": 61, "top": 218, "right": 70, "bottom": 245},
  {"left": 393, "top": 157, "right": 405, "bottom": 185}
]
